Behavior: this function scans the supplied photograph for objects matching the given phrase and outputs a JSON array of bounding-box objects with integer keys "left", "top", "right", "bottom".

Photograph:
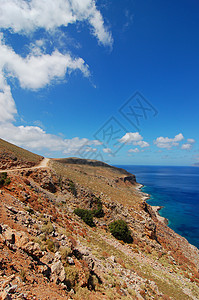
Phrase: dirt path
[{"left": 0, "top": 158, "right": 50, "bottom": 173}]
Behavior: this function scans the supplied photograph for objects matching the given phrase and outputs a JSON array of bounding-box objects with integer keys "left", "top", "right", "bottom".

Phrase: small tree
[
  {"left": 0, "top": 172, "right": 11, "bottom": 188},
  {"left": 92, "top": 197, "right": 104, "bottom": 218},
  {"left": 109, "top": 219, "right": 133, "bottom": 243},
  {"left": 74, "top": 208, "right": 95, "bottom": 227}
]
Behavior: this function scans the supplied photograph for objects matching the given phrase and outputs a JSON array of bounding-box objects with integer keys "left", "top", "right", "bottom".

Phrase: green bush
[
  {"left": 65, "top": 266, "right": 79, "bottom": 289},
  {"left": 46, "top": 239, "right": 55, "bottom": 252},
  {"left": 68, "top": 180, "right": 77, "bottom": 197},
  {"left": 92, "top": 197, "right": 104, "bottom": 218},
  {"left": 74, "top": 208, "right": 95, "bottom": 227},
  {"left": 109, "top": 220, "right": 133, "bottom": 243},
  {"left": 42, "top": 221, "right": 54, "bottom": 234},
  {"left": 0, "top": 172, "right": 11, "bottom": 188}
]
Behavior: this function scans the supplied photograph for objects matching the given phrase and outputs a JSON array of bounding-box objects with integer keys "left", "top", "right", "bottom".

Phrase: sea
[{"left": 116, "top": 165, "right": 199, "bottom": 249}]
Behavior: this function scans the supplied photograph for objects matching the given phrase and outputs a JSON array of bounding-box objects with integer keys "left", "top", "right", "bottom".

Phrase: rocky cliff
[{"left": 0, "top": 140, "right": 199, "bottom": 300}]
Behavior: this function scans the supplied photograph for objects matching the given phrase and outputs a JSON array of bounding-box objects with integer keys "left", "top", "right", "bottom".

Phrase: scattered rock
[{"left": 0, "top": 290, "right": 12, "bottom": 300}]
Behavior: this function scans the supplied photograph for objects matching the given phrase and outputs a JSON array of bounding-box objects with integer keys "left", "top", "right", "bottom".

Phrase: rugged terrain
[{"left": 0, "top": 139, "right": 199, "bottom": 300}]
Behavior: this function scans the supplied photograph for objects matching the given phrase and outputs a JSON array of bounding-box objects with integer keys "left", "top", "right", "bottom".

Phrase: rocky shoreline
[{"left": 135, "top": 183, "right": 169, "bottom": 225}]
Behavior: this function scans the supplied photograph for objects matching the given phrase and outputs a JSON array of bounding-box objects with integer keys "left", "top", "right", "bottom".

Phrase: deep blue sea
[{"left": 116, "top": 165, "right": 199, "bottom": 249}]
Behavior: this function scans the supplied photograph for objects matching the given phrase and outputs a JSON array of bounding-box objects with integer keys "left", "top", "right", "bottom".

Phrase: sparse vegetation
[
  {"left": 68, "top": 180, "right": 77, "bottom": 197},
  {"left": 64, "top": 266, "right": 79, "bottom": 289},
  {"left": 92, "top": 197, "right": 104, "bottom": 218},
  {"left": 0, "top": 138, "right": 43, "bottom": 165},
  {"left": 46, "top": 239, "right": 55, "bottom": 252},
  {"left": 0, "top": 172, "right": 11, "bottom": 188},
  {"left": 109, "top": 220, "right": 133, "bottom": 243},
  {"left": 42, "top": 221, "right": 54, "bottom": 234},
  {"left": 60, "top": 246, "right": 72, "bottom": 260},
  {"left": 74, "top": 208, "right": 95, "bottom": 227}
]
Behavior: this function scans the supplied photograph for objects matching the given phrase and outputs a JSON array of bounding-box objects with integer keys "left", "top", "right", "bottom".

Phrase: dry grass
[
  {"left": 0, "top": 138, "right": 43, "bottom": 164},
  {"left": 49, "top": 160, "right": 141, "bottom": 209}
]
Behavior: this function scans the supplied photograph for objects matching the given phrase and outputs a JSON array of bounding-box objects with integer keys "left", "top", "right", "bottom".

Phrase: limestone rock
[
  {"left": 51, "top": 260, "right": 65, "bottom": 283},
  {"left": 0, "top": 290, "right": 12, "bottom": 300}
]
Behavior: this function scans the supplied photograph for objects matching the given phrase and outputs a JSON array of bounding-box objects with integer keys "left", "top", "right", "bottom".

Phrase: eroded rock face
[
  {"left": 51, "top": 260, "right": 65, "bottom": 283},
  {"left": 123, "top": 175, "right": 136, "bottom": 184},
  {"left": 29, "top": 170, "right": 57, "bottom": 193},
  {"left": 0, "top": 152, "right": 36, "bottom": 170}
]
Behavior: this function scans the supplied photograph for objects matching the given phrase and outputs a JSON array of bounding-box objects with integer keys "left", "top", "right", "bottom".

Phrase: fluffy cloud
[
  {"left": 154, "top": 133, "right": 184, "bottom": 149},
  {"left": 0, "top": 122, "right": 100, "bottom": 155},
  {"left": 0, "top": 35, "right": 89, "bottom": 90},
  {"left": 181, "top": 143, "right": 192, "bottom": 150},
  {"left": 0, "top": 0, "right": 113, "bottom": 47},
  {"left": 119, "top": 132, "right": 149, "bottom": 148},
  {"left": 134, "top": 140, "right": 149, "bottom": 148},
  {"left": 0, "top": 0, "right": 113, "bottom": 156},
  {"left": 119, "top": 132, "right": 143, "bottom": 144},
  {"left": 0, "top": 77, "right": 17, "bottom": 123},
  {"left": 128, "top": 148, "right": 139, "bottom": 153},
  {"left": 187, "top": 138, "right": 195, "bottom": 144},
  {"left": 103, "top": 148, "right": 112, "bottom": 153}
]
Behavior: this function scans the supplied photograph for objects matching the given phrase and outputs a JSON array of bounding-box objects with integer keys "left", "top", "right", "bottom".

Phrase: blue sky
[{"left": 0, "top": 0, "right": 198, "bottom": 166}]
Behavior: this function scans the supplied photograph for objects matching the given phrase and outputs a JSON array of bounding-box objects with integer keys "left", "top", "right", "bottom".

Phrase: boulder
[
  {"left": 4, "top": 230, "right": 15, "bottom": 244},
  {"left": 0, "top": 291, "right": 12, "bottom": 300},
  {"left": 22, "top": 242, "right": 42, "bottom": 258},
  {"left": 51, "top": 260, "right": 65, "bottom": 283}
]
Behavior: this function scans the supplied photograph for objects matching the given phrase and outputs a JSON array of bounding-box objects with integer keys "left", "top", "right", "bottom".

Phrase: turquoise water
[{"left": 116, "top": 165, "right": 199, "bottom": 249}]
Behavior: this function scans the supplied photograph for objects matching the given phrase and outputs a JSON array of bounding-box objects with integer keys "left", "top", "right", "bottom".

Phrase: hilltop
[
  {"left": 0, "top": 139, "right": 43, "bottom": 170},
  {"left": 0, "top": 139, "right": 199, "bottom": 300}
]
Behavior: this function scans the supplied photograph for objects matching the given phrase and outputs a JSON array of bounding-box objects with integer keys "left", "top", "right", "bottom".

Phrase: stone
[
  {"left": 38, "top": 265, "right": 51, "bottom": 278},
  {"left": 67, "top": 257, "right": 75, "bottom": 265},
  {"left": 109, "top": 255, "right": 116, "bottom": 263},
  {"left": 0, "top": 290, "right": 12, "bottom": 300},
  {"left": 2, "top": 275, "right": 15, "bottom": 289},
  {"left": 41, "top": 252, "right": 54, "bottom": 265},
  {"left": 5, "top": 285, "right": 17, "bottom": 294},
  {"left": 4, "top": 230, "right": 15, "bottom": 244},
  {"left": 22, "top": 242, "right": 42, "bottom": 258},
  {"left": 51, "top": 261, "right": 65, "bottom": 283}
]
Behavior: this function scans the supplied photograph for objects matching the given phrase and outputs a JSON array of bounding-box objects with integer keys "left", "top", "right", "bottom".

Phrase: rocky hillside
[
  {"left": 0, "top": 139, "right": 43, "bottom": 170},
  {"left": 0, "top": 140, "right": 199, "bottom": 299}
]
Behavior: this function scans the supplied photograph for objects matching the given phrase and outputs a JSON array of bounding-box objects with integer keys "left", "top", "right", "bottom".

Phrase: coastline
[{"left": 135, "top": 183, "right": 169, "bottom": 225}]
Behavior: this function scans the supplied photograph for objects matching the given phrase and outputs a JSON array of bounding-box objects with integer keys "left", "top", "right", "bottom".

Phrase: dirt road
[{"left": 0, "top": 158, "right": 50, "bottom": 173}]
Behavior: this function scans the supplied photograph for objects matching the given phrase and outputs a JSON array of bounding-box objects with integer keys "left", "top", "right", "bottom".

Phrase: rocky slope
[
  {"left": 0, "top": 140, "right": 199, "bottom": 300},
  {"left": 0, "top": 139, "right": 43, "bottom": 170}
]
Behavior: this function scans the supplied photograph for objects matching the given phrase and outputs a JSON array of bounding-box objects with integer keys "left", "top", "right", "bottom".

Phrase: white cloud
[
  {"left": 128, "top": 148, "right": 139, "bottom": 153},
  {"left": 0, "top": 0, "right": 113, "bottom": 47},
  {"left": 0, "top": 36, "right": 89, "bottom": 90},
  {"left": 154, "top": 133, "right": 184, "bottom": 149},
  {"left": 134, "top": 140, "right": 150, "bottom": 148},
  {"left": 119, "top": 132, "right": 143, "bottom": 144},
  {"left": 103, "top": 148, "right": 112, "bottom": 153},
  {"left": 187, "top": 138, "right": 195, "bottom": 144},
  {"left": 0, "top": 0, "right": 113, "bottom": 156},
  {"left": 173, "top": 133, "right": 184, "bottom": 142},
  {"left": 0, "top": 122, "right": 100, "bottom": 155},
  {"left": 181, "top": 143, "right": 192, "bottom": 150},
  {"left": 119, "top": 132, "right": 150, "bottom": 148},
  {"left": 0, "top": 76, "right": 17, "bottom": 122}
]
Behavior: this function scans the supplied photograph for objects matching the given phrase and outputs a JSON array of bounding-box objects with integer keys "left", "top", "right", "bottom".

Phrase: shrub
[
  {"left": 109, "top": 220, "right": 133, "bottom": 243},
  {"left": 0, "top": 172, "right": 11, "bottom": 188},
  {"left": 60, "top": 246, "right": 72, "bottom": 260},
  {"left": 92, "top": 197, "right": 104, "bottom": 218},
  {"left": 65, "top": 266, "right": 79, "bottom": 289},
  {"left": 42, "top": 221, "right": 54, "bottom": 234},
  {"left": 68, "top": 180, "right": 77, "bottom": 197},
  {"left": 74, "top": 208, "right": 95, "bottom": 227},
  {"left": 46, "top": 239, "right": 55, "bottom": 252}
]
